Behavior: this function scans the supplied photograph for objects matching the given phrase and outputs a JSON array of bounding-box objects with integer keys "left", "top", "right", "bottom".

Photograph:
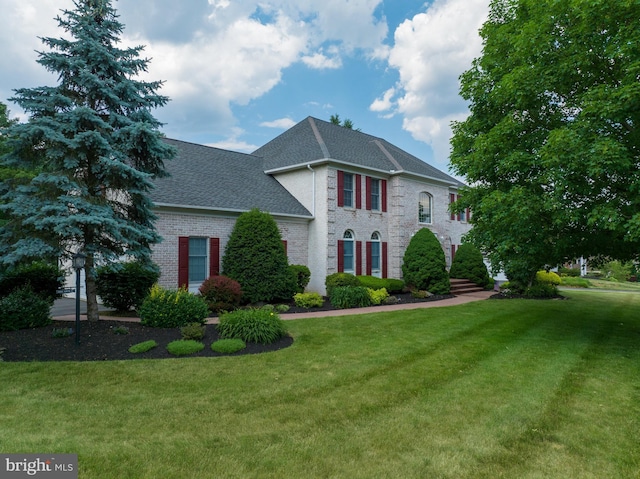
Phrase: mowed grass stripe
[{"left": 0, "top": 291, "right": 638, "bottom": 478}]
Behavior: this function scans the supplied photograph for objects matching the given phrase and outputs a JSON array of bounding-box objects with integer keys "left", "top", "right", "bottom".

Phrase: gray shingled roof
[
  {"left": 151, "top": 139, "right": 312, "bottom": 217},
  {"left": 253, "top": 116, "right": 464, "bottom": 186}
]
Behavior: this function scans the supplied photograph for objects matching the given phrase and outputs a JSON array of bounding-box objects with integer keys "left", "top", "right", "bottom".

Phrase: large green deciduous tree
[
  {"left": 0, "top": 0, "right": 175, "bottom": 321},
  {"left": 450, "top": 0, "right": 640, "bottom": 286}
]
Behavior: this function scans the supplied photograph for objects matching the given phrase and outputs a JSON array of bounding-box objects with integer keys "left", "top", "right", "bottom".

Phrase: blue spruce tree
[{"left": 0, "top": 0, "right": 175, "bottom": 321}]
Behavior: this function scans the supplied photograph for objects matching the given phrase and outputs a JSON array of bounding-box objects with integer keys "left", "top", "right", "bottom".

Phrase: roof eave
[{"left": 153, "top": 202, "right": 313, "bottom": 220}]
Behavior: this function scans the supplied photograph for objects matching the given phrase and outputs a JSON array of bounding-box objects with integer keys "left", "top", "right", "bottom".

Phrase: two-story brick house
[{"left": 150, "top": 116, "right": 471, "bottom": 294}]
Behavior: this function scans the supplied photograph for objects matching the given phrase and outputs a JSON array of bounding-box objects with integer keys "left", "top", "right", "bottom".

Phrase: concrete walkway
[{"left": 52, "top": 290, "right": 495, "bottom": 324}]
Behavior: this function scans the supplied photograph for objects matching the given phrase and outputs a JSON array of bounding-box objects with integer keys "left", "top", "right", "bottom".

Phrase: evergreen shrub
[
  {"left": 139, "top": 284, "right": 209, "bottom": 328},
  {"left": 293, "top": 292, "right": 324, "bottom": 309},
  {"left": 525, "top": 283, "right": 558, "bottom": 298},
  {"left": 401, "top": 228, "right": 450, "bottom": 294},
  {"left": 222, "top": 209, "right": 297, "bottom": 303},
  {"left": 198, "top": 275, "right": 243, "bottom": 313},
  {"left": 96, "top": 260, "right": 159, "bottom": 312},
  {"left": 356, "top": 275, "right": 404, "bottom": 294},
  {"left": 449, "top": 243, "right": 492, "bottom": 288},
  {"left": 217, "top": 308, "right": 287, "bottom": 344},
  {"left": 325, "top": 272, "right": 360, "bottom": 297},
  {"left": 0, "top": 286, "right": 52, "bottom": 331},
  {"left": 0, "top": 262, "right": 64, "bottom": 303},
  {"left": 329, "top": 286, "right": 372, "bottom": 309},
  {"left": 180, "top": 322, "right": 206, "bottom": 340},
  {"left": 289, "top": 265, "right": 311, "bottom": 293}
]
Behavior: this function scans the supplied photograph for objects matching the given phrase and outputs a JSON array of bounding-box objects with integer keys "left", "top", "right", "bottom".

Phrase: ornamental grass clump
[
  {"left": 139, "top": 284, "right": 209, "bottom": 328},
  {"left": 329, "top": 286, "right": 372, "bottom": 309},
  {"left": 128, "top": 340, "right": 158, "bottom": 354},
  {"left": 166, "top": 340, "right": 205, "bottom": 356},
  {"left": 217, "top": 308, "right": 287, "bottom": 344},
  {"left": 211, "top": 338, "right": 246, "bottom": 354}
]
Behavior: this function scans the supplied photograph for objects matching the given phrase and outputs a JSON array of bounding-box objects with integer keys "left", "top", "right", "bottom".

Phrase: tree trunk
[{"left": 84, "top": 254, "right": 100, "bottom": 322}]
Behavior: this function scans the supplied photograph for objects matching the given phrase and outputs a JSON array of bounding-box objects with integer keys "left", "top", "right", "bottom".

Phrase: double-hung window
[
  {"left": 370, "top": 232, "right": 381, "bottom": 277},
  {"left": 342, "top": 230, "right": 355, "bottom": 274},
  {"left": 188, "top": 237, "right": 208, "bottom": 284},
  {"left": 370, "top": 179, "right": 381, "bottom": 211},
  {"left": 419, "top": 192, "right": 432, "bottom": 224},
  {"left": 343, "top": 173, "right": 354, "bottom": 208}
]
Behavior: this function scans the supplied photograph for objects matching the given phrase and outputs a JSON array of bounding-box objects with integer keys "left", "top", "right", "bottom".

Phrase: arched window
[
  {"left": 342, "top": 230, "right": 355, "bottom": 274},
  {"left": 419, "top": 192, "right": 432, "bottom": 224},
  {"left": 369, "top": 232, "right": 381, "bottom": 278}
]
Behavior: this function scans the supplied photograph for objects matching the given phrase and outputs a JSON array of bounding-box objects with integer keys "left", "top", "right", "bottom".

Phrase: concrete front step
[{"left": 450, "top": 278, "right": 485, "bottom": 295}]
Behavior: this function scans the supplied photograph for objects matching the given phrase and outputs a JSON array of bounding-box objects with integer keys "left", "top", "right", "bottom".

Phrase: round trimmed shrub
[
  {"left": 402, "top": 228, "right": 450, "bottom": 294},
  {"left": 96, "top": 260, "right": 160, "bottom": 312},
  {"left": 198, "top": 275, "right": 243, "bottom": 313},
  {"left": 325, "top": 272, "right": 360, "bottom": 297},
  {"left": 217, "top": 308, "right": 287, "bottom": 344},
  {"left": 139, "top": 284, "right": 209, "bottom": 328},
  {"left": 449, "top": 243, "right": 492, "bottom": 288},
  {"left": 535, "top": 270, "right": 561, "bottom": 285},
  {"left": 289, "top": 264, "right": 311, "bottom": 293},
  {"left": 0, "top": 285, "right": 52, "bottom": 331},
  {"left": 222, "top": 209, "right": 297, "bottom": 303}
]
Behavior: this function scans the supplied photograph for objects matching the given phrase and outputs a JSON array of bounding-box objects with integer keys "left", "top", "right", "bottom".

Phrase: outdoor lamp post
[{"left": 72, "top": 252, "right": 86, "bottom": 345}]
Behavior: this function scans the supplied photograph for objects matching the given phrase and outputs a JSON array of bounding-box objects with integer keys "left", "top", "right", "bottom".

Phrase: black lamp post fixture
[{"left": 72, "top": 252, "right": 86, "bottom": 345}]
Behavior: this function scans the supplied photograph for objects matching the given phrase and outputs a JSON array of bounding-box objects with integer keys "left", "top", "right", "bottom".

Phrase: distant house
[{"left": 150, "top": 116, "right": 471, "bottom": 294}]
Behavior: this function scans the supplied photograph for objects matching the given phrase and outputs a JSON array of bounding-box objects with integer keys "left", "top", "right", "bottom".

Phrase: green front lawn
[{"left": 1, "top": 290, "right": 638, "bottom": 478}]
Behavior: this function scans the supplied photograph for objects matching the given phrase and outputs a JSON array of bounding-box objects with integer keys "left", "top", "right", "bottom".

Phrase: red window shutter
[
  {"left": 282, "top": 240, "right": 288, "bottom": 256},
  {"left": 366, "top": 241, "right": 372, "bottom": 276},
  {"left": 381, "top": 179, "right": 387, "bottom": 212},
  {"left": 356, "top": 174, "right": 362, "bottom": 209},
  {"left": 337, "top": 240, "right": 344, "bottom": 273},
  {"left": 365, "top": 176, "right": 372, "bottom": 210},
  {"left": 356, "top": 241, "right": 363, "bottom": 276},
  {"left": 178, "top": 236, "right": 189, "bottom": 288},
  {"left": 466, "top": 207, "right": 471, "bottom": 221},
  {"left": 382, "top": 242, "right": 388, "bottom": 278},
  {"left": 209, "top": 238, "right": 220, "bottom": 277},
  {"left": 450, "top": 193, "right": 456, "bottom": 220},
  {"left": 451, "top": 244, "right": 457, "bottom": 261},
  {"left": 337, "top": 170, "right": 345, "bottom": 207}
]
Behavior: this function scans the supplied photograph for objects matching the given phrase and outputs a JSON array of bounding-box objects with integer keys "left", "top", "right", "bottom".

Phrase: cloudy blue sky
[{"left": 0, "top": 0, "right": 489, "bottom": 174}]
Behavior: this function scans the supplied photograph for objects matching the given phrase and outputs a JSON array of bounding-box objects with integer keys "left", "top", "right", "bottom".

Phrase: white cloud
[
  {"left": 260, "top": 118, "right": 297, "bottom": 129},
  {"left": 369, "top": 87, "right": 396, "bottom": 113},
  {"left": 206, "top": 128, "right": 259, "bottom": 153},
  {"left": 301, "top": 52, "right": 342, "bottom": 69},
  {"left": 380, "top": 0, "right": 489, "bottom": 169}
]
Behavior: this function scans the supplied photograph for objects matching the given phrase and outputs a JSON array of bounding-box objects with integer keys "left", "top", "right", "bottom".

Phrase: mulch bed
[{"left": 0, "top": 292, "right": 453, "bottom": 363}]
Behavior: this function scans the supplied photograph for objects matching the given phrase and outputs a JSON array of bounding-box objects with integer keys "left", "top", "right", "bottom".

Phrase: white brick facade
[{"left": 151, "top": 167, "right": 471, "bottom": 295}]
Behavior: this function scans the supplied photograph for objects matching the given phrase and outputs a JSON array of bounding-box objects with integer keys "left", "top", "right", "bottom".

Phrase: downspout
[{"left": 307, "top": 164, "right": 316, "bottom": 218}]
